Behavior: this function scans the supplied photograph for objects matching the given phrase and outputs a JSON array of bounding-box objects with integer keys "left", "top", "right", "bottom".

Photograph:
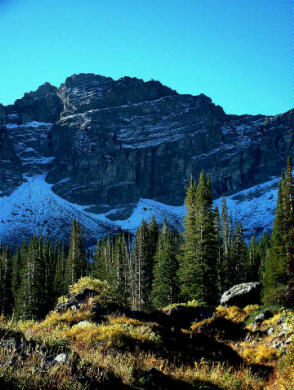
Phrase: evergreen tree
[
  {"left": 229, "top": 222, "right": 247, "bottom": 285},
  {"left": 148, "top": 216, "right": 159, "bottom": 262},
  {"left": 132, "top": 219, "right": 151, "bottom": 309},
  {"left": 178, "top": 173, "right": 219, "bottom": 305},
  {"left": 220, "top": 198, "right": 233, "bottom": 292},
  {"left": 0, "top": 247, "right": 13, "bottom": 315},
  {"left": 15, "top": 236, "right": 46, "bottom": 319},
  {"left": 246, "top": 236, "right": 261, "bottom": 282},
  {"left": 53, "top": 242, "right": 67, "bottom": 299},
  {"left": 11, "top": 248, "right": 22, "bottom": 307},
  {"left": 112, "top": 234, "right": 130, "bottom": 304},
  {"left": 92, "top": 235, "right": 115, "bottom": 285},
  {"left": 213, "top": 206, "right": 222, "bottom": 294},
  {"left": 151, "top": 219, "right": 179, "bottom": 308},
  {"left": 283, "top": 157, "right": 294, "bottom": 306},
  {"left": 263, "top": 158, "right": 294, "bottom": 307},
  {"left": 258, "top": 233, "right": 271, "bottom": 283},
  {"left": 64, "top": 219, "right": 87, "bottom": 289}
]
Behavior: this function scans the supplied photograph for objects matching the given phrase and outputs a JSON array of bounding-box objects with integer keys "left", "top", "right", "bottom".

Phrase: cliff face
[
  {"left": 51, "top": 74, "right": 292, "bottom": 209},
  {"left": 0, "top": 73, "right": 293, "bottom": 246}
]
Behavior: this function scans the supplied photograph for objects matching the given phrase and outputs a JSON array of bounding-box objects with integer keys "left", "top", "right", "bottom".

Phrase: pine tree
[
  {"left": 64, "top": 219, "right": 87, "bottom": 289},
  {"left": 151, "top": 219, "right": 179, "bottom": 308},
  {"left": 229, "top": 222, "right": 247, "bottom": 285},
  {"left": 220, "top": 198, "right": 233, "bottom": 292},
  {"left": 11, "top": 248, "right": 22, "bottom": 307},
  {"left": 132, "top": 219, "right": 151, "bottom": 309},
  {"left": 178, "top": 172, "right": 219, "bottom": 306},
  {"left": 246, "top": 236, "right": 261, "bottom": 282},
  {"left": 148, "top": 216, "right": 159, "bottom": 261},
  {"left": 15, "top": 236, "right": 46, "bottom": 319},
  {"left": 92, "top": 235, "right": 115, "bottom": 285},
  {"left": 282, "top": 157, "right": 294, "bottom": 306},
  {"left": 53, "top": 242, "right": 67, "bottom": 299},
  {"left": 0, "top": 247, "right": 13, "bottom": 315},
  {"left": 263, "top": 158, "right": 294, "bottom": 308},
  {"left": 213, "top": 206, "right": 222, "bottom": 294}
]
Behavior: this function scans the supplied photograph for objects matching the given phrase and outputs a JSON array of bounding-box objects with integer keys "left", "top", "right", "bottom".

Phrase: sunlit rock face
[
  {"left": 48, "top": 73, "right": 293, "bottom": 207},
  {"left": 0, "top": 73, "right": 293, "bottom": 247}
]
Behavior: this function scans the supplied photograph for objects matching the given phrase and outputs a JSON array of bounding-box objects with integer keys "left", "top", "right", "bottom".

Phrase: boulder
[
  {"left": 164, "top": 305, "right": 214, "bottom": 328},
  {"left": 254, "top": 309, "right": 273, "bottom": 323},
  {"left": 54, "top": 353, "right": 67, "bottom": 364},
  {"left": 76, "top": 321, "right": 92, "bottom": 328},
  {"left": 220, "top": 282, "right": 261, "bottom": 308},
  {"left": 55, "top": 288, "right": 99, "bottom": 313}
]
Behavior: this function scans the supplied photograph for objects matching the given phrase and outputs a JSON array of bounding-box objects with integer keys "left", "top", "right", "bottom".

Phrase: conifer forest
[{"left": 1, "top": 159, "right": 293, "bottom": 321}]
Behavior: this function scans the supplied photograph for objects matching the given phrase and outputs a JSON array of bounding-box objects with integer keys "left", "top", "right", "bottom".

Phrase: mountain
[{"left": 0, "top": 73, "right": 293, "bottom": 247}]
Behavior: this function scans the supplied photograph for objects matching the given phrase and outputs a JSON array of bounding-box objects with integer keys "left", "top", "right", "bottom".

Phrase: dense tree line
[
  {"left": 0, "top": 160, "right": 292, "bottom": 319},
  {"left": 0, "top": 220, "right": 88, "bottom": 320},
  {"left": 262, "top": 157, "right": 294, "bottom": 308}
]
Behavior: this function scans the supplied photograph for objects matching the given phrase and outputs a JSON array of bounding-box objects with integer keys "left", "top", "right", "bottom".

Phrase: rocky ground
[{"left": 0, "top": 279, "right": 293, "bottom": 390}]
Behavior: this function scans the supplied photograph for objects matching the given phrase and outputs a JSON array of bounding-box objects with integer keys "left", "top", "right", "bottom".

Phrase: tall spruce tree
[
  {"left": 64, "top": 219, "right": 87, "bottom": 289},
  {"left": 0, "top": 247, "right": 13, "bottom": 315},
  {"left": 178, "top": 173, "right": 219, "bottom": 305},
  {"left": 92, "top": 235, "right": 115, "bottom": 285},
  {"left": 246, "top": 236, "right": 261, "bottom": 282},
  {"left": 132, "top": 219, "right": 151, "bottom": 310},
  {"left": 16, "top": 236, "right": 46, "bottom": 319},
  {"left": 220, "top": 198, "right": 233, "bottom": 292},
  {"left": 213, "top": 206, "right": 222, "bottom": 294},
  {"left": 151, "top": 219, "right": 179, "bottom": 308},
  {"left": 148, "top": 216, "right": 159, "bottom": 262},
  {"left": 229, "top": 222, "right": 247, "bottom": 285},
  {"left": 112, "top": 234, "right": 130, "bottom": 304},
  {"left": 53, "top": 242, "right": 67, "bottom": 299}
]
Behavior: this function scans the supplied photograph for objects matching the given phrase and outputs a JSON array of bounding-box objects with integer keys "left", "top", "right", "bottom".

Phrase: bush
[
  {"left": 67, "top": 322, "right": 162, "bottom": 350},
  {"left": 267, "top": 347, "right": 294, "bottom": 389},
  {"left": 69, "top": 277, "right": 112, "bottom": 296},
  {"left": 215, "top": 305, "right": 259, "bottom": 324},
  {"left": 162, "top": 299, "right": 205, "bottom": 311},
  {"left": 39, "top": 309, "right": 94, "bottom": 328},
  {"left": 241, "top": 342, "right": 279, "bottom": 364}
]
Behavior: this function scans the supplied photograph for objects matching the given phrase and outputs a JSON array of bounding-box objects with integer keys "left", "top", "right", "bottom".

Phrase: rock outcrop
[
  {"left": 163, "top": 305, "right": 214, "bottom": 328},
  {"left": 14, "top": 82, "right": 63, "bottom": 123},
  {"left": 220, "top": 282, "right": 261, "bottom": 307}
]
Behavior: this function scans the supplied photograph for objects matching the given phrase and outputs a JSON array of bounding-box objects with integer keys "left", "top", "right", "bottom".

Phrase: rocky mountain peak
[
  {"left": 0, "top": 73, "right": 293, "bottom": 247},
  {"left": 11, "top": 82, "right": 63, "bottom": 124},
  {"left": 58, "top": 73, "right": 177, "bottom": 117}
]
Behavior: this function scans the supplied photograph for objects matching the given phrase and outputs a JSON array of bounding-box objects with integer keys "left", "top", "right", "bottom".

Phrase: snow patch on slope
[
  {"left": 214, "top": 177, "right": 279, "bottom": 238},
  {"left": 0, "top": 174, "right": 279, "bottom": 248},
  {"left": 109, "top": 177, "right": 278, "bottom": 239},
  {"left": 0, "top": 175, "right": 114, "bottom": 248}
]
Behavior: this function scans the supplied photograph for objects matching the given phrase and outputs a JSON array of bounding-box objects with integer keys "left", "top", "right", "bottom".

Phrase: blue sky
[{"left": 0, "top": 0, "right": 292, "bottom": 115}]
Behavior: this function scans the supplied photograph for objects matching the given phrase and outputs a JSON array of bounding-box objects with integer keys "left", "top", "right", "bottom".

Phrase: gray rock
[
  {"left": 285, "top": 337, "right": 292, "bottom": 344},
  {"left": 164, "top": 305, "right": 214, "bottom": 328},
  {"left": 14, "top": 82, "right": 63, "bottom": 123},
  {"left": 220, "top": 282, "right": 261, "bottom": 308},
  {"left": 76, "top": 321, "right": 92, "bottom": 327},
  {"left": 254, "top": 309, "right": 273, "bottom": 324},
  {"left": 276, "top": 315, "right": 286, "bottom": 325},
  {"left": 267, "top": 327, "right": 274, "bottom": 336},
  {"left": 55, "top": 288, "right": 99, "bottom": 313},
  {"left": 54, "top": 353, "right": 67, "bottom": 363},
  {"left": 277, "top": 331, "right": 286, "bottom": 338}
]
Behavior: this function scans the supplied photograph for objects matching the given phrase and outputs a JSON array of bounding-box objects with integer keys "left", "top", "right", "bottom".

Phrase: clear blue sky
[{"left": 0, "top": 0, "right": 292, "bottom": 115}]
